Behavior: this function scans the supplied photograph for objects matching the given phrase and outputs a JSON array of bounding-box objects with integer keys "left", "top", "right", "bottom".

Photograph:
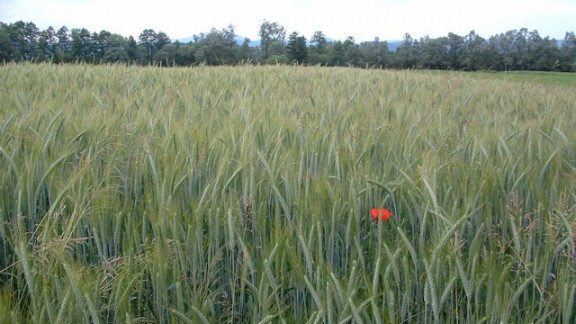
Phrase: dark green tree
[
  {"left": 93, "top": 30, "right": 111, "bottom": 62},
  {"left": 139, "top": 29, "right": 157, "bottom": 64},
  {"left": 71, "top": 28, "right": 94, "bottom": 62},
  {"left": 126, "top": 36, "right": 137, "bottom": 63},
  {"left": 461, "top": 31, "right": 487, "bottom": 70},
  {"left": 359, "top": 37, "right": 389, "bottom": 68},
  {"left": 193, "top": 25, "right": 238, "bottom": 65},
  {"left": 238, "top": 37, "right": 255, "bottom": 63},
  {"left": 446, "top": 32, "right": 464, "bottom": 69},
  {"left": 53, "top": 26, "right": 71, "bottom": 63},
  {"left": 527, "top": 31, "right": 561, "bottom": 71},
  {"left": 486, "top": 34, "right": 506, "bottom": 70},
  {"left": 308, "top": 31, "right": 329, "bottom": 65},
  {"left": 328, "top": 40, "right": 345, "bottom": 66},
  {"left": 286, "top": 32, "right": 307, "bottom": 63},
  {"left": 153, "top": 41, "right": 196, "bottom": 66},
  {"left": 512, "top": 28, "right": 531, "bottom": 69},
  {"left": 259, "top": 20, "right": 286, "bottom": 61},
  {"left": 394, "top": 33, "right": 418, "bottom": 68},
  {"left": 102, "top": 33, "right": 130, "bottom": 63},
  {"left": 22, "top": 21, "right": 40, "bottom": 61},
  {"left": 137, "top": 29, "right": 170, "bottom": 64},
  {"left": 418, "top": 36, "right": 449, "bottom": 69},
  {"left": 489, "top": 31, "right": 516, "bottom": 70},
  {"left": 560, "top": 32, "right": 576, "bottom": 71},
  {"left": 6, "top": 21, "right": 40, "bottom": 61},
  {"left": 0, "top": 23, "right": 17, "bottom": 61},
  {"left": 153, "top": 43, "right": 175, "bottom": 66},
  {"left": 310, "top": 31, "right": 328, "bottom": 54},
  {"left": 343, "top": 36, "right": 361, "bottom": 66},
  {"left": 37, "top": 26, "right": 57, "bottom": 61},
  {"left": 155, "top": 32, "right": 170, "bottom": 49}
]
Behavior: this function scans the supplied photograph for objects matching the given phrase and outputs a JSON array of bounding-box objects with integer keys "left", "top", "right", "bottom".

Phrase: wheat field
[{"left": 0, "top": 64, "right": 575, "bottom": 323}]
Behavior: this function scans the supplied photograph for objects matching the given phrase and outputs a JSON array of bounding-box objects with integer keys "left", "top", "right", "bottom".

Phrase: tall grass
[{"left": 1, "top": 63, "right": 575, "bottom": 322}]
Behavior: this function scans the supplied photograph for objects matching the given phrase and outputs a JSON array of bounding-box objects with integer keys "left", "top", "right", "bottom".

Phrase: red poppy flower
[{"left": 371, "top": 208, "right": 393, "bottom": 222}]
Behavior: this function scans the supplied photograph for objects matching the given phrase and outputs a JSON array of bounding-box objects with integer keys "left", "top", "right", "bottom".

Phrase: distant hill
[
  {"left": 386, "top": 40, "right": 403, "bottom": 52},
  {"left": 176, "top": 35, "right": 260, "bottom": 47},
  {"left": 175, "top": 36, "right": 194, "bottom": 43}
]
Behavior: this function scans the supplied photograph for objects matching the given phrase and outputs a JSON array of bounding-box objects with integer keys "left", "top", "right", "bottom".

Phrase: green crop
[{"left": 1, "top": 63, "right": 575, "bottom": 323}]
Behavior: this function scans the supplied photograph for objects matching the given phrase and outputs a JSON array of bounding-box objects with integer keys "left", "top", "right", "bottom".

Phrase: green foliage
[
  {"left": 193, "top": 25, "right": 238, "bottom": 65},
  {"left": 287, "top": 32, "right": 307, "bottom": 64},
  {"left": 0, "top": 64, "right": 575, "bottom": 322},
  {"left": 259, "top": 20, "right": 287, "bottom": 62},
  {"left": 1, "top": 20, "right": 575, "bottom": 71}
]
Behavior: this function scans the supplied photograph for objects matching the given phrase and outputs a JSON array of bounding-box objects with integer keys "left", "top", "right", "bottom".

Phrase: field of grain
[{"left": 1, "top": 64, "right": 575, "bottom": 323}]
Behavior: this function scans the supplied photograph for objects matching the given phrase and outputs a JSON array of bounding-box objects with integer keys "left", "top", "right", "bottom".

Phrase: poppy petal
[{"left": 371, "top": 208, "right": 393, "bottom": 222}]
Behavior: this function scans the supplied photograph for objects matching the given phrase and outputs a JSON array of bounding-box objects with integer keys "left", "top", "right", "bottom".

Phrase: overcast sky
[{"left": 1, "top": 0, "right": 574, "bottom": 42}]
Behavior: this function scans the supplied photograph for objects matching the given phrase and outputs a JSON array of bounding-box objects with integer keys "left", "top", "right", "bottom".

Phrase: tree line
[{"left": 1, "top": 20, "right": 575, "bottom": 71}]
